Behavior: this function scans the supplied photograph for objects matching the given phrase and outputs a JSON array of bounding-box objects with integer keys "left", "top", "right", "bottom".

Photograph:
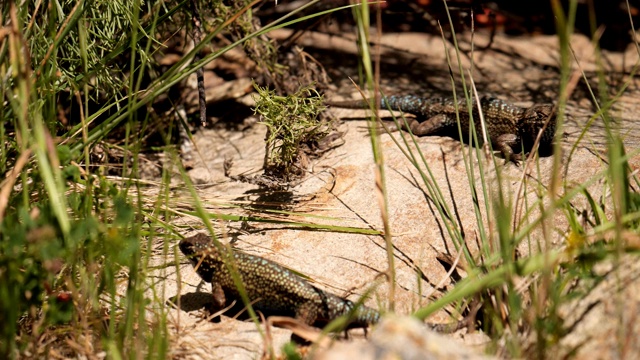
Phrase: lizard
[
  {"left": 179, "top": 233, "right": 468, "bottom": 332},
  {"left": 179, "top": 233, "right": 378, "bottom": 329},
  {"left": 325, "top": 95, "right": 556, "bottom": 163}
]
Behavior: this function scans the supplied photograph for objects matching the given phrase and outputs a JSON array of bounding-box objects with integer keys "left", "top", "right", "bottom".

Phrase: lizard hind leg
[
  {"left": 408, "top": 114, "right": 452, "bottom": 136},
  {"left": 295, "top": 302, "right": 319, "bottom": 326},
  {"left": 494, "top": 133, "right": 522, "bottom": 165},
  {"left": 380, "top": 117, "right": 419, "bottom": 133}
]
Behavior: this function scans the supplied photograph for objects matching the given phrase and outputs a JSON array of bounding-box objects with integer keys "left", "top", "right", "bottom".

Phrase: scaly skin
[
  {"left": 179, "top": 233, "right": 379, "bottom": 328},
  {"left": 326, "top": 95, "right": 556, "bottom": 163}
]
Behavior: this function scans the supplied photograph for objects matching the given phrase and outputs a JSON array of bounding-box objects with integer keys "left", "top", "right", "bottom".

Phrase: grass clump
[
  {"left": 253, "top": 83, "right": 332, "bottom": 181},
  {"left": 1, "top": 0, "right": 345, "bottom": 357},
  {"left": 1, "top": 0, "right": 175, "bottom": 357},
  {"left": 337, "top": 1, "right": 640, "bottom": 358}
]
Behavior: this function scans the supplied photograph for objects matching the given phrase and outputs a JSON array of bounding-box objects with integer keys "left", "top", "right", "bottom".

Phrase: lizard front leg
[
  {"left": 494, "top": 133, "right": 522, "bottom": 165},
  {"left": 207, "top": 281, "right": 227, "bottom": 321}
]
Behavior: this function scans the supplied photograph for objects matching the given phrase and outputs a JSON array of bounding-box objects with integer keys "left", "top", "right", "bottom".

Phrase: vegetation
[
  {"left": 253, "top": 83, "right": 331, "bottom": 181},
  {"left": 1, "top": 0, "right": 639, "bottom": 358}
]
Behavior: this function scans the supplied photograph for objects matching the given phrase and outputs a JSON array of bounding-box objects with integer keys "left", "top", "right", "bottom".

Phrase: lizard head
[
  {"left": 521, "top": 104, "right": 556, "bottom": 148},
  {"left": 179, "top": 233, "right": 220, "bottom": 282},
  {"left": 179, "top": 233, "right": 213, "bottom": 258}
]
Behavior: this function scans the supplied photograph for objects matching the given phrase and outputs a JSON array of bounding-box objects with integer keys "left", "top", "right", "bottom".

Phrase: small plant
[{"left": 253, "top": 83, "right": 332, "bottom": 181}]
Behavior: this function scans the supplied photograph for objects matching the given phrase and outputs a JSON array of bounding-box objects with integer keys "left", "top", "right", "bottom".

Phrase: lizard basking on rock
[
  {"left": 180, "top": 233, "right": 467, "bottom": 332},
  {"left": 326, "top": 95, "right": 556, "bottom": 163},
  {"left": 179, "top": 233, "right": 379, "bottom": 329}
]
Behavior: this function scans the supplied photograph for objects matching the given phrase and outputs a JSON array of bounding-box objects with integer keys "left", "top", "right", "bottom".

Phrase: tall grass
[
  {"left": 0, "top": 0, "right": 370, "bottom": 358},
  {"left": 353, "top": 0, "right": 640, "bottom": 357},
  {"left": 331, "top": 0, "right": 640, "bottom": 357}
]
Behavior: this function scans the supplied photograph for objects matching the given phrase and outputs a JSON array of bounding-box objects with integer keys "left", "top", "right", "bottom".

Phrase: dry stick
[
  {"left": 0, "top": 149, "right": 32, "bottom": 224},
  {"left": 205, "top": 300, "right": 238, "bottom": 322},
  {"left": 346, "top": 75, "right": 396, "bottom": 310},
  {"left": 35, "top": 0, "right": 84, "bottom": 77},
  {"left": 74, "top": 90, "right": 92, "bottom": 182},
  {"left": 189, "top": 0, "right": 207, "bottom": 126},
  {"left": 422, "top": 248, "right": 469, "bottom": 333},
  {"left": 25, "top": 0, "right": 43, "bottom": 35},
  {"left": 511, "top": 23, "right": 593, "bottom": 231},
  {"left": 373, "top": 0, "right": 396, "bottom": 313},
  {"left": 267, "top": 316, "right": 332, "bottom": 348},
  {"left": 467, "top": 73, "right": 491, "bottom": 161},
  {"left": 425, "top": 247, "right": 464, "bottom": 301},
  {"left": 259, "top": 312, "right": 275, "bottom": 360},
  {"left": 511, "top": 67, "right": 582, "bottom": 232}
]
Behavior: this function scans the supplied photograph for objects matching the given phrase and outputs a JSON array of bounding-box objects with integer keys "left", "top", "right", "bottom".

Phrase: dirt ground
[{"left": 156, "top": 28, "right": 640, "bottom": 359}]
